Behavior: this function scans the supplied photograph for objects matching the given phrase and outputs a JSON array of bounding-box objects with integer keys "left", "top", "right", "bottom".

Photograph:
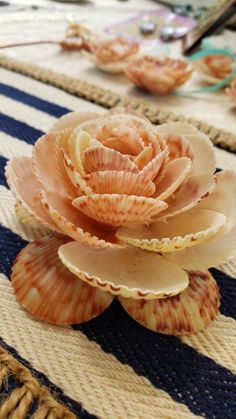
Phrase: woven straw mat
[{"left": 0, "top": 59, "right": 236, "bottom": 419}]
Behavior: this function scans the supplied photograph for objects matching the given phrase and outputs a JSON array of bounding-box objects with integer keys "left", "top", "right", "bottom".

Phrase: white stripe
[
  {"left": 0, "top": 67, "right": 103, "bottom": 113},
  {"left": 181, "top": 314, "right": 236, "bottom": 374},
  {"left": 0, "top": 274, "right": 200, "bottom": 419},
  {"left": 0, "top": 94, "right": 56, "bottom": 132},
  {"left": 0, "top": 132, "right": 32, "bottom": 159}
]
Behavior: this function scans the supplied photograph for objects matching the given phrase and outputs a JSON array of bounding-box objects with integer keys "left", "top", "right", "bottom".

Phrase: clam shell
[
  {"left": 84, "top": 171, "right": 155, "bottom": 196},
  {"left": 154, "top": 157, "right": 191, "bottom": 200},
  {"left": 60, "top": 148, "right": 93, "bottom": 195},
  {"left": 116, "top": 209, "right": 226, "bottom": 252},
  {"left": 12, "top": 235, "right": 113, "bottom": 324},
  {"left": 119, "top": 270, "right": 220, "bottom": 335},
  {"left": 5, "top": 157, "right": 59, "bottom": 232},
  {"left": 58, "top": 241, "right": 189, "bottom": 299},
  {"left": 73, "top": 194, "right": 167, "bottom": 227},
  {"left": 40, "top": 190, "right": 121, "bottom": 249},
  {"left": 50, "top": 111, "right": 101, "bottom": 133},
  {"left": 83, "top": 145, "right": 138, "bottom": 174}
]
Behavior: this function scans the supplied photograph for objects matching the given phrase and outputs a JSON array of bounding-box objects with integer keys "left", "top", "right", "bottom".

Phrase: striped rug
[{"left": 0, "top": 64, "right": 236, "bottom": 419}]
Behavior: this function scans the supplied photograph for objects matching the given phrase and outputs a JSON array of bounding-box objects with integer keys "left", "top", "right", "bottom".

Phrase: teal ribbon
[{"left": 174, "top": 48, "right": 236, "bottom": 96}]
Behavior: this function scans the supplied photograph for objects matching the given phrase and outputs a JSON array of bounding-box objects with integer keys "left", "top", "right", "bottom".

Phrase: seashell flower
[
  {"left": 6, "top": 107, "right": 236, "bottom": 335},
  {"left": 226, "top": 76, "right": 236, "bottom": 101},
  {"left": 84, "top": 37, "right": 140, "bottom": 74},
  {"left": 194, "top": 54, "right": 233, "bottom": 84},
  {"left": 124, "top": 56, "right": 192, "bottom": 94}
]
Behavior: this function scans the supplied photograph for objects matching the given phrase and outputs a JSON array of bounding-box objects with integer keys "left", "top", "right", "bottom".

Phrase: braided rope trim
[
  {"left": 0, "top": 346, "right": 76, "bottom": 418},
  {"left": 0, "top": 54, "right": 235, "bottom": 152}
]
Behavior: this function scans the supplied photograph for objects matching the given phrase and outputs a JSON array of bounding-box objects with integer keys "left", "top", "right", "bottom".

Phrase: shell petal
[
  {"left": 165, "top": 134, "right": 193, "bottom": 162},
  {"left": 163, "top": 223, "right": 236, "bottom": 271},
  {"left": 156, "top": 122, "right": 216, "bottom": 176},
  {"left": 158, "top": 173, "right": 216, "bottom": 220},
  {"left": 134, "top": 144, "right": 153, "bottom": 169},
  {"left": 117, "top": 209, "right": 226, "bottom": 252},
  {"left": 58, "top": 242, "right": 189, "bottom": 299},
  {"left": 119, "top": 270, "right": 220, "bottom": 335},
  {"left": 73, "top": 194, "right": 167, "bottom": 227},
  {"left": 5, "top": 157, "right": 60, "bottom": 232},
  {"left": 154, "top": 157, "right": 191, "bottom": 200},
  {"left": 15, "top": 201, "right": 49, "bottom": 236},
  {"left": 67, "top": 130, "right": 91, "bottom": 176},
  {"left": 140, "top": 148, "right": 168, "bottom": 181},
  {"left": 84, "top": 171, "right": 155, "bottom": 196},
  {"left": 61, "top": 148, "right": 93, "bottom": 195},
  {"left": 33, "top": 130, "right": 75, "bottom": 197},
  {"left": 12, "top": 235, "right": 113, "bottom": 324},
  {"left": 40, "top": 190, "right": 122, "bottom": 249},
  {"left": 198, "top": 170, "right": 236, "bottom": 229},
  {"left": 83, "top": 145, "right": 138, "bottom": 174},
  {"left": 82, "top": 50, "right": 126, "bottom": 74},
  {"left": 50, "top": 111, "right": 101, "bottom": 133}
]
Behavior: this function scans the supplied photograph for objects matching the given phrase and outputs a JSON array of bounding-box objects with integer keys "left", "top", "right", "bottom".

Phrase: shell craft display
[
  {"left": 193, "top": 54, "right": 234, "bottom": 84},
  {"left": 6, "top": 107, "right": 236, "bottom": 335},
  {"left": 83, "top": 36, "right": 140, "bottom": 74},
  {"left": 124, "top": 56, "right": 192, "bottom": 94}
]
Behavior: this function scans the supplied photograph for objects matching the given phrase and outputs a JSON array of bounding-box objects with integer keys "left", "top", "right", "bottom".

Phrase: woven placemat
[
  {"left": 0, "top": 53, "right": 236, "bottom": 152},
  {"left": 0, "top": 59, "right": 236, "bottom": 419}
]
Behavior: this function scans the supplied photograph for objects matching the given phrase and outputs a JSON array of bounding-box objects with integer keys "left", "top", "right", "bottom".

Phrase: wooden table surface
[{"left": 1, "top": 0, "right": 236, "bottom": 136}]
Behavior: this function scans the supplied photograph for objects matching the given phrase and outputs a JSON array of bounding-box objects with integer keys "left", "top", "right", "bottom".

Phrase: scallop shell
[
  {"left": 134, "top": 145, "right": 153, "bottom": 170},
  {"left": 40, "top": 190, "right": 121, "bottom": 249},
  {"left": 73, "top": 194, "right": 167, "bottom": 227},
  {"left": 165, "top": 134, "right": 193, "bottom": 162},
  {"left": 60, "top": 148, "right": 93, "bottom": 195},
  {"left": 58, "top": 241, "right": 189, "bottom": 299},
  {"left": 140, "top": 148, "right": 168, "bottom": 181},
  {"left": 193, "top": 59, "right": 222, "bottom": 84},
  {"left": 154, "top": 157, "right": 191, "bottom": 200},
  {"left": 50, "top": 111, "right": 101, "bottom": 133},
  {"left": 33, "top": 130, "right": 72, "bottom": 197},
  {"left": 5, "top": 156, "right": 59, "bottom": 232},
  {"left": 83, "top": 145, "right": 138, "bottom": 174},
  {"left": 84, "top": 171, "right": 155, "bottom": 196},
  {"left": 116, "top": 209, "right": 226, "bottom": 253},
  {"left": 82, "top": 50, "right": 128, "bottom": 74},
  {"left": 158, "top": 173, "right": 216, "bottom": 220},
  {"left": 156, "top": 122, "right": 216, "bottom": 176},
  {"left": 67, "top": 130, "right": 91, "bottom": 176},
  {"left": 12, "top": 235, "right": 113, "bottom": 324},
  {"left": 119, "top": 270, "right": 220, "bottom": 335},
  {"left": 15, "top": 201, "right": 49, "bottom": 236}
]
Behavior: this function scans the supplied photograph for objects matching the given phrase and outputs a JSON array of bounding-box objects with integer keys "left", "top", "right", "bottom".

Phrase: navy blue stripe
[
  {"left": 1, "top": 226, "right": 236, "bottom": 419},
  {"left": 74, "top": 301, "right": 236, "bottom": 419},
  {"left": 0, "top": 155, "right": 8, "bottom": 188},
  {"left": 0, "top": 337, "right": 96, "bottom": 419},
  {"left": 0, "top": 224, "right": 28, "bottom": 277},
  {"left": 210, "top": 268, "right": 236, "bottom": 320},
  {"left": 0, "top": 113, "right": 44, "bottom": 144},
  {"left": 0, "top": 82, "right": 70, "bottom": 117}
]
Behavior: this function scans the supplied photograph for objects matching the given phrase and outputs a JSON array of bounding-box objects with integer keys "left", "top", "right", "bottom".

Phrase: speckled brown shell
[{"left": 119, "top": 270, "right": 220, "bottom": 335}]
